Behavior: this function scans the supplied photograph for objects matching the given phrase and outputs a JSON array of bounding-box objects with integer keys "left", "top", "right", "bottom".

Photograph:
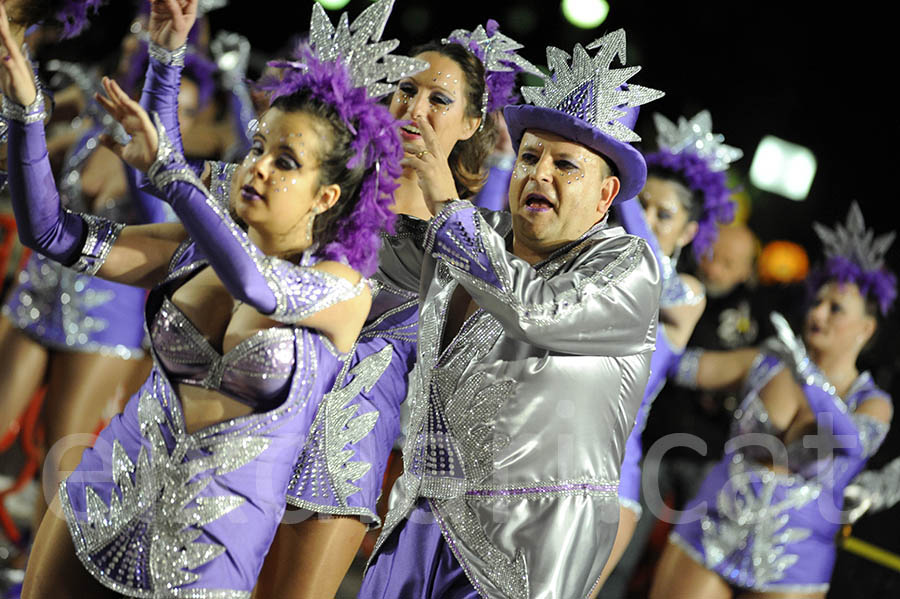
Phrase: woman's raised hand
[
  {"left": 148, "top": 0, "right": 199, "bottom": 51},
  {"left": 400, "top": 116, "right": 459, "bottom": 216},
  {"left": 95, "top": 77, "right": 159, "bottom": 172},
  {"left": 0, "top": 3, "right": 37, "bottom": 106}
]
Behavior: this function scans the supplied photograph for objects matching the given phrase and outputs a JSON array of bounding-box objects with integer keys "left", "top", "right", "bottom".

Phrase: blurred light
[
  {"left": 749, "top": 135, "right": 816, "bottom": 201},
  {"left": 561, "top": 0, "right": 610, "bottom": 29},
  {"left": 758, "top": 240, "right": 809, "bottom": 284},
  {"left": 506, "top": 6, "right": 538, "bottom": 35},
  {"left": 316, "top": 0, "right": 351, "bottom": 10},
  {"left": 401, "top": 6, "right": 431, "bottom": 36},
  {"left": 217, "top": 51, "right": 240, "bottom": 72}
]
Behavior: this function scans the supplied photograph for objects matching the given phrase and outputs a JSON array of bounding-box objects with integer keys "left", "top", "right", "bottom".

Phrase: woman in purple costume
[
  {"left": 594, "top": 110, "right": 741, "bottom": 591},
  {"left": 649, "top": 201, "right": 894, "bottom": 598},
  {"left": 3, "top": 0, "right": 403, "bottom": 594},
  {"left": 0, "top": 0, "right": 163, "bottom": 533},
  {"left": 255, "top": 19, "right": 537, "bottom": 598}
]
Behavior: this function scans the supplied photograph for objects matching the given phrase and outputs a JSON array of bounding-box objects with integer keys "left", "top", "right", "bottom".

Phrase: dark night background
[{"left": 37, "top": 1, "right": 900, "bottom": 596}]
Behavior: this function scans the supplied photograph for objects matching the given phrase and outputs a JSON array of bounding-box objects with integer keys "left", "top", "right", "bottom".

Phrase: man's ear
[{"left": 597, "top": 175, "right": 620, "bottom": 217}]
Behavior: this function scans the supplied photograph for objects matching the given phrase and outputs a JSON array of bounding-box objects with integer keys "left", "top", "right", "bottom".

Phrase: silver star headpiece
[
  {"left": 520, "top": 29, "right": 664, "bottom": 143},
  {"left": 197, "top": 0, "right": 228, "bottom": 16},
  {"left": 308, "top": 0, "right": 428, "bottom": 98},
  {"left": 654, "top": 110, "right": 743, "bottom": 172},
  {"left": 813, "top": 202, "right": 895, "bottom": 271},
  {"left": 441, "top": 23, "right": 543, "bottom": 79}
]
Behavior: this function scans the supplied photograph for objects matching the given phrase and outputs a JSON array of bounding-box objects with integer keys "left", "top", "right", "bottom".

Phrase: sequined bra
[{"left": 151, "top": 297, "right": 295, "bottom": 410}]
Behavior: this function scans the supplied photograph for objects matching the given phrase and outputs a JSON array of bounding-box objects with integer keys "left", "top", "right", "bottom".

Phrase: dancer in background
[
  {"left": 650, "top": 202, "right": 894, "bottom": 599},
  {"left": 5, "top": 0, "right": 407, "bottom": 595},
  {"left": 594, "top": 109, "right": 740, "bottom": 593}
]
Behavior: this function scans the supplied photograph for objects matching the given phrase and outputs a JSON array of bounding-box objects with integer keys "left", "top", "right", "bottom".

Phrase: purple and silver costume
[
  {"left": 668, "top": 203, "right": 895, "bottom": 593},
  {"left": 285, "top": 215, "right": 425, "bottom": 524},
  {"left": 670, "top": 352, "right": 890, "bottom": 593},
  {"left": 6, "top": 84, "right": 363, "bottom": 598},
  {"left": 5, "top": 0, "right": 415, "bottom": 585},
  {"left": 2, "top": 124, "right": 159, "bottom": 359},
  {"left": 135, "top": 1, "right": 429, "bottom": 526}
]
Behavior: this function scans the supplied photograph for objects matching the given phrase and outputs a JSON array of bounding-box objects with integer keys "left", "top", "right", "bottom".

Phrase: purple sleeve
[
  {"left": 140, "top": 44, "right": 187, "bottom": 159},
  {"left": 126, "top": 165, "right": 170, "bottom": 224},
  {"left": 472, "top": 160, "right": 513, "bottom": 212},
  {"left": 6, "top": 104, "right": 85, "bottom": 265},
  {"left": 800, "top": 375, "right": 883, "bottom": 458},
  {"left": 614, "top": 196, "right": 665, "bottom": 270},
  {"left": 147, "top": 117, "right": 365, "bottom": 323}
]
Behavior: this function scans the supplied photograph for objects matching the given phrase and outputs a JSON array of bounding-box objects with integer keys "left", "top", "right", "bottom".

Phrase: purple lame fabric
[
  {"left": 7, "top": 119, "right": 85, "bottom": 265},
  {"left": 808, "top": 258, "right": 897, "bottom": 316},
  {"left": 426, "top": 203, "right": 503, "bottom": 290},
  {"left": 260, "top": 44, "right": 401, "bottom": 276},
  {"left": 644, "top": 149, "right": 736, "bottom": 260},
  {"left": 4, "top": 123, "right": 167, "bottom": 357},
  {"left": 287, "top": 216, "right": 425, "bottom": 522},
  {"left": 360, "top": 501, "right": 478, "bottom": 599}
]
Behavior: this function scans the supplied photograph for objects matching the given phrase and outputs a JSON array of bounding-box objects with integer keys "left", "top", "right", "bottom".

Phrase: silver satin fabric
[{"left": 374, "top": 208, "right": 661, "bottom": 599}]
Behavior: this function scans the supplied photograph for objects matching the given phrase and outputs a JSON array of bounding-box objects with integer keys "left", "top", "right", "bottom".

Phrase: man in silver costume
[{"left": 361, "top": 31, "right": 666, "bottom": 599}]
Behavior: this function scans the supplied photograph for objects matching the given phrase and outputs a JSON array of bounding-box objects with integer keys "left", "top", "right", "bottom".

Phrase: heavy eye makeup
[
  {"left": 250, "top": 135, "right": 302, "bottom": 171},
  {"left": 398, "top": 81, "right": 455, "bottom": 106}
]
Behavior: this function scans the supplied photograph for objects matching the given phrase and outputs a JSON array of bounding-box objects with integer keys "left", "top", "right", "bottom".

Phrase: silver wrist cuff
[
  {"left": 1, "top": 93, "right": 47, "bottom": 124},
  {"left": 69, "top": 213, "right": 126, "bottom": 276},
  {"left": 148, "top": 42, "right": 187, "bottom": 67}
]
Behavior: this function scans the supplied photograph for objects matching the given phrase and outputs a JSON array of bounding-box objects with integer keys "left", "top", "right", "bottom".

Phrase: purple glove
[{"left": 6, "top": 95, "right": 86, "bottom": 265}]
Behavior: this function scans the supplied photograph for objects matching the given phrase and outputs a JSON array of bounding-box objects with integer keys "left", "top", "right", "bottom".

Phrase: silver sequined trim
[{"left": 148, "top": 41, "right": 187, "bottom": 68}]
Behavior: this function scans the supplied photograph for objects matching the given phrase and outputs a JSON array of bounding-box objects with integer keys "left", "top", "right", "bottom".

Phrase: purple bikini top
[{"left": 151, "top": 296, "right": 295, "bottom": 410}]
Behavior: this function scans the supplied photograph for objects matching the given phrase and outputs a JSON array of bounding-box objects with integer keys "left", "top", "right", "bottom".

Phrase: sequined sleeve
[
  {"left": 851, "top": 455, "right": 900, "bottom": 512},
  {"left": 146, "top": 115, "right": 367, "bottom": 323},
  {"left": 424, "top": 201, "right": 661, "bottom": 355}
]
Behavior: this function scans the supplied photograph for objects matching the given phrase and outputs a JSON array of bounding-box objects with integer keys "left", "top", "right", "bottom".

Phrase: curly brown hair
[{"left": 409, "top": 41, "right": 499, "bottom": 199}]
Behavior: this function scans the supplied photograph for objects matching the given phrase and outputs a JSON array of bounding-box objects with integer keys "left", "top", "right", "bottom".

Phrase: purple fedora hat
[{"left": 504, "top": 30, "right": 663, "bottom": 203}]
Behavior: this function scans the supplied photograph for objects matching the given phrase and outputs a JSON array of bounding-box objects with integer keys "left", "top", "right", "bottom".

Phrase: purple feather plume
[
  {"left": 808, "top": 256, "right": 897, "bottom": 316},
  {"left": 258, "top": 45, "right": 400, "bottom": 276},
  {"left": 645, "top": 149, "right": 736, "bottom": 260},
  {"left": 54, "top": 0, "right": 104, "bottom": 39}
]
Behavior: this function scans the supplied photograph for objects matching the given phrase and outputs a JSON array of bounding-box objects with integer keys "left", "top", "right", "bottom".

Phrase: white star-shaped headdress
[
  {"left": 814, "top": 202, "right": 895, "bottom": 271},
  {"left": 308, "top": 0, "right": 428, "bottom": 99},
  {"left": 520, "top": 30, "right": 664, "bottom": 143},
  {"left": 653, "top": 110, "right": 742, "bottom": 172}
]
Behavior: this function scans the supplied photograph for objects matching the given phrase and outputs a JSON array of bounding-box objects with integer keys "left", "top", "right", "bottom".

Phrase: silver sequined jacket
[{"left": 372, "top": 201, "right": 661, "bottom": 599}]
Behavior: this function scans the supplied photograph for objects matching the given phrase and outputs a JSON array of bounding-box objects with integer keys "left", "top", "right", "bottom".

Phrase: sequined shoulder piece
[{"left": 147, "top": 116, "right": 369, "bottom": 324}]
